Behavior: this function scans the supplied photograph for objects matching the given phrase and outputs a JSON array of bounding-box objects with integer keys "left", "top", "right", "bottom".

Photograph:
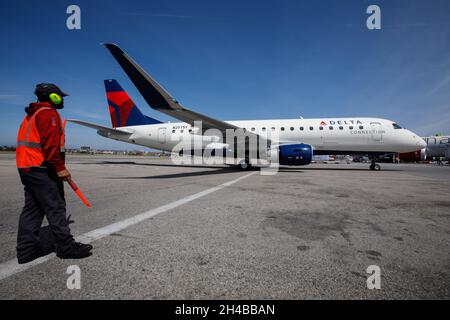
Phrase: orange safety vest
[{"left": 16, "top": 107, "right": 65, "bottom": 169}]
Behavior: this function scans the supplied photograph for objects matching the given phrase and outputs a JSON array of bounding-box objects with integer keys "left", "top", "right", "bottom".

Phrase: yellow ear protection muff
[
  {"left": 49, "top": 93, "right": 63, "bottom": 105},
  {"left": 35, "top": 83, "right": 68, "bottom": 109}
]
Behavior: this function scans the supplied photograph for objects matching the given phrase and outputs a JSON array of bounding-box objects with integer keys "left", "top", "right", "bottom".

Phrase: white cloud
[
  {"left": 429, "top": 74, "right": 450, "bottom": 94},
  {"left": 68, "top": 110, "right": 106, "bottom": 121}
]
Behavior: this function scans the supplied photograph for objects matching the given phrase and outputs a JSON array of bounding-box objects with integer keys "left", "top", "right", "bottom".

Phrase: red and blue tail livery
[{"left": 105, "top": 79, "right": 162, "bottom": 128}]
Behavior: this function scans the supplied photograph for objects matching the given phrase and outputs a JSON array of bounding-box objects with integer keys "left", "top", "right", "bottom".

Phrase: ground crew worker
[{"left": 16, "top": 83, "right": 93, "bottom": 264}]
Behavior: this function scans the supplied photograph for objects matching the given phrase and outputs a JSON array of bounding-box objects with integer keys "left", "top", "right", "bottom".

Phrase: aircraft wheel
[{"left": 239, "top": 160, "right": 252, "bottom": 171}]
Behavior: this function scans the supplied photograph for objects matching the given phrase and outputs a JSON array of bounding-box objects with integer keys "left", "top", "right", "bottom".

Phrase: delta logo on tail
[
  {"left": 104, "top": 79, "right": 161, "bottom": 128},
  {"left": 319, "top": 121, "right": 327, "bottom": 126}
]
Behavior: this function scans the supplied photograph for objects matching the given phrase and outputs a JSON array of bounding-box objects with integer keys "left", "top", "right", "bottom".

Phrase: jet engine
[{"left": 275, "top": 143, "right": 313, "bottom": 166}]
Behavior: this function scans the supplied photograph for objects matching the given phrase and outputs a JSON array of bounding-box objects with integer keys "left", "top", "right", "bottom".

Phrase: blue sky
[{"left": 1, "top": 0, "right": 449, "bottom": 150}]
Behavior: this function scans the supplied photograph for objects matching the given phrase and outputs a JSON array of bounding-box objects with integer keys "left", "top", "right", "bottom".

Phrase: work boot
[{"left": 57, "top": 242, "right": 93, "bottom": 259}]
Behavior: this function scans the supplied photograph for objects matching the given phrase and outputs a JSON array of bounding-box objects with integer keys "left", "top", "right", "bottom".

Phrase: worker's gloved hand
[{"left": 57, "top": 169, "right": 72, "bottom": 182}]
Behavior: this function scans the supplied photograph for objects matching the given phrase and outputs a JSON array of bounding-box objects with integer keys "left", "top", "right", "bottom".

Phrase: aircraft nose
[
  {"left": 417, "top": 138, "right": 427, "bottom": 149},
  {"left": 407, "top": 130, "right": 426, "bottom": 150}
]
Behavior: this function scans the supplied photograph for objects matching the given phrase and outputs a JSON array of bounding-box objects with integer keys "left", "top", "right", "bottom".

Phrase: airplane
[
  {"left": 400, "top": 135, "right": 450, "bottom": 162},
  {"left": 68, "top": 43, "right": 427, "bottom": 171}
]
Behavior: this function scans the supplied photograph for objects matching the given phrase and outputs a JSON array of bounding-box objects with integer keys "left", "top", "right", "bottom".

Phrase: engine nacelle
[{"left": 278, "top": 143, "right": 313, "bottom": 166}]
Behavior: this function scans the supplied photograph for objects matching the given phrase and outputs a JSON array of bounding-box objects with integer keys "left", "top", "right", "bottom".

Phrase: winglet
[{"left": 103, "top": 43, "right": 180, "bottom": 112}]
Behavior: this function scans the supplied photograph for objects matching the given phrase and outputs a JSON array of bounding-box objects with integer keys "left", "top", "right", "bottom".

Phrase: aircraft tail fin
[{"left": 104, "top": 79, "right": 162, "bottom": 128}]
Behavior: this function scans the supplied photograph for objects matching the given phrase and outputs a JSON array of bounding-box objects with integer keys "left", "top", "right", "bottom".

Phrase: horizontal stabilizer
[{"left": 67, "top": 119, "right": 134, "bottom": 135}]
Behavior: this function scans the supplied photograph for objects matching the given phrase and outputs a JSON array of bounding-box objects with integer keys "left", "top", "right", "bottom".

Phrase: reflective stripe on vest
[
  {"left": 16, "top": 107, "right": 63, "bottom": 169},
  {"left": 17, "top": 141, "right": 42, "bottom": 148}
]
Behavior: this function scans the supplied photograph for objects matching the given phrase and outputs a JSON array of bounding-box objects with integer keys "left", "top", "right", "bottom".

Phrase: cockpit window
[{"left": 392, "top": 123, "right": 402, "bottom": 129}]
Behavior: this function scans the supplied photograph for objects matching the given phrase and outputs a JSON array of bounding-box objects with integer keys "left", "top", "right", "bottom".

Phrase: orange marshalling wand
[
  {"left": 68, "top": 179, "right": 92, "bottom": 208},
  {"left": 62, "top": 119, "right": 90, "bottom": 208}
]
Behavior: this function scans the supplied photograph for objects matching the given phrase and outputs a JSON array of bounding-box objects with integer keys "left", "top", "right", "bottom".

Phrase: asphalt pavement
[{"left": 0, "top": 153, "right": 448, "bottom": 299}]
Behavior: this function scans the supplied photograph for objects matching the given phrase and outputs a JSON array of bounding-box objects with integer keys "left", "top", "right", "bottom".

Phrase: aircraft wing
[
  {"left": 103, "top": 43, "right": 242, "bottom": 133},
  {"left": 67, "top": 119, "right": 134, "bottom": 135}
]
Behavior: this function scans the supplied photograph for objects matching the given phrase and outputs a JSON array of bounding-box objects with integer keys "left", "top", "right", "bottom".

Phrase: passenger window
[
  {"left": 329, "top": 126, "right": 333, "bottom": 130},
  {"left": 290, "top": 127, "right": 294, "bottom": 131},
  {"left": 281, "top": 127, "right": 285, "bottom": 131},
  {"left": 180, "top": 130, "right": 184, "bottom": 133},
  {"left": 262, "top": 127, "right": 266, "bottom": 131},
  {"left": 172, "top": 130, "right": 176, "bottom": 133},
  {"left": 189, "top": 129, "right": 193, "bottom": 133},
  {"left": 300, "top": 127, "right": 304, "bottom": 131},
  {"left": 359, "top": 126, "right": 364, "bottom": 130},
  {"left": 349, "top": 126, "right": 353, "bottom": 130},
  {"left": 271, "top": 127, "right": 276, "bottom": 131},
  {"left": 309, "top": 126, "right": 314, "bottom": 131},
  {"left": 339, "top": 126, "right": 343, "bottom": 130},
  {"left": 251, "top": 128, "right": 255, "bottom": 131},
  {"left": 319, "top": 127, "right": 323, "bottom": 131}
]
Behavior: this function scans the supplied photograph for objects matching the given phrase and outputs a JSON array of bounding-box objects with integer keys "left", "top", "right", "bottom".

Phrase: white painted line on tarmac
[{"left": 0, "top": 171, "right": 256, "bottom": 281}]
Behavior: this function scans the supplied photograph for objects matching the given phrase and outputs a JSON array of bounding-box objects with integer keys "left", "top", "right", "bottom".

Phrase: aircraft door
[
  {"left": 370, "top": 122, "right": 383, "bottom": 142},
  {"left": 158, "top": 128, "right": 167, "bottom": 144}
]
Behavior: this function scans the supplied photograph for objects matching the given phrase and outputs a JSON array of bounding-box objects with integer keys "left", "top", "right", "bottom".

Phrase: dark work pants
[{"left": 17, "top": 168, "right": 75, "bottom": 260}]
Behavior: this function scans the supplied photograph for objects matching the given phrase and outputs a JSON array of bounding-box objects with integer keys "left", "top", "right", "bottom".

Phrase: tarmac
[{"left": 0, "top": 153, "right": 449, "bottom": 299}]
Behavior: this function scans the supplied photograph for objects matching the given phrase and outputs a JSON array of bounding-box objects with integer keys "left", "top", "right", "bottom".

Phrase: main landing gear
[
  {"left": 370, "top": 159, "right": 381, "bottom": 171},
  {"left": 238, "top": 159, "right": 252, "bottom": 171}
]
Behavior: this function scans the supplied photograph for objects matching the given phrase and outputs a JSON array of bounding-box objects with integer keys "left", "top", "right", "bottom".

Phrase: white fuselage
[{"left": 103, "top": 117, "right": 426, "bottom": 155}]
